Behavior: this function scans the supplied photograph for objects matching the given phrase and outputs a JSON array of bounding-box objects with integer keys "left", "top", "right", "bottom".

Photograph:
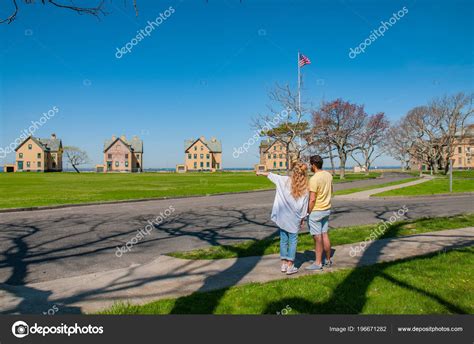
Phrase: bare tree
[
  {"left": 351, "top": 112, "right": 389, "bottom": 175},
  {"left": 1, "top": 0, "right": 139, "bottom": 24},
  {"left": 384, "top": 121, "right": 412, "bottom": 171},
  {"left": 253, "top": 83, "right": 313, "bottom": 172},
  {"left": 312, "top": 99, "right": 367, "bottom": 179},
  {"left": 64, "top": 146, "right": 89, "bottom": 173},
  {"left": 429, "top": 92, "right": 473, "bottom": 173}
]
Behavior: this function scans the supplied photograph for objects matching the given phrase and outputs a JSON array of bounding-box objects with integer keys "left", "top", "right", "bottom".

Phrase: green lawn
[
  {"left": 168, "top": 213, "right": 474, "bottom": 260},
  {"left": 374, "top": 178, "right": 474, "bottom": 197},
  {"left": 334, "top": 177, "right": 419, "bottom": 196},
  {"left": 0, "top": 171, "right": 380, "bottom": 209},
  {"left": 102, "top": 246, "right": 474, "bottom": 314}
]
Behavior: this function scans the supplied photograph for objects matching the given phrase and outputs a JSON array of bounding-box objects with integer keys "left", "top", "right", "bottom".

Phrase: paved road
[{"left": 0, "top": 173, "right": 472, "bottom": 285}]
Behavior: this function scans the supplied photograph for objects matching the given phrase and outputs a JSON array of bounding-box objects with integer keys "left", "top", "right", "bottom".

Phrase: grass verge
[
  {"left": 334, "top": 177, "right": 419, "bottom": 196},
  {"left": 168, "top": 213, "right": 474, "bottom": 260},
  {"left": 102, "top": 246, "right": 474, "bottom": 314},
  {"left": 0, "top": 171, "right": 380, "bottom": 209},
  {"left": 373, "top": 178, "right": 474, "bottom": 197}
]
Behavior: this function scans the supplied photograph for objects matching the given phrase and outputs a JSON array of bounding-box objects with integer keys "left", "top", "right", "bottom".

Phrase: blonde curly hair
[{"left": 290, "top": 161, "right": 309, "bottom": 199}]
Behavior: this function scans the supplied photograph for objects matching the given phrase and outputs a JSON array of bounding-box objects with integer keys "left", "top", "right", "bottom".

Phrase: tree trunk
[
  {"left": 72, "top": 164, "right": 80, "bottom": 173},
  {"left": 286, "top": 143, "right": 291, "bottom": 174},
  {"left": 328, "top": 148, "right": 336, "bottom": 175},
  {"left": 339, "top": 153, "right": 346, "bottom": 179}
]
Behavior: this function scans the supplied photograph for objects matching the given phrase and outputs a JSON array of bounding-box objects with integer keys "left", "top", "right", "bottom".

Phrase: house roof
[
  {"left": 456, "top": 124, "right": 474, "bottom": 137},
  {"left": 259, "top": 138, "right": 298, "bottom": 153},
  {"left": 15, "top": 136, "right": 62, "bottom": 152},
  {"left": 104, "top": 136, "right": 143, "bottom": 153},
  {"left": 185, "top": 137, "right": 222, "bottom": 153}
]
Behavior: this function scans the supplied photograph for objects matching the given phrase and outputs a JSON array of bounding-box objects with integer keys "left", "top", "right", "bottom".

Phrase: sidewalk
[
  {"left": 335, "top": 176, "right": 433, "bottom": 200},
  {"left": 1, "top": 227, "right": 472, "bottom": 314}
]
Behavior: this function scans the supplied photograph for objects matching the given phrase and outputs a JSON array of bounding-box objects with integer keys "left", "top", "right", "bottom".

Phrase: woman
[{"left": 256, "top": 162, "right": 309, "bottom": 275}]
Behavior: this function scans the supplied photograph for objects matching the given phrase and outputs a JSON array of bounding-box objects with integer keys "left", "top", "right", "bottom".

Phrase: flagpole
[
  {"left": 297, "top": 51, "right": 301, "bottom": 112},
  {"left": 297, "top": 51, "right": 302, "bottom": 153}
]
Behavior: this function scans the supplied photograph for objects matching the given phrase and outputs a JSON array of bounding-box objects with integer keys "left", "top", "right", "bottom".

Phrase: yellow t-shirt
[{"left": 309, "top": 170, "right": 333, "bottom": 211}]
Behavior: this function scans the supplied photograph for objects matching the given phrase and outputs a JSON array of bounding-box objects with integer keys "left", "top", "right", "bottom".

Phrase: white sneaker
[
  {"left": 281, "top": 263, "right": 288, "bottom": 273},
  {"left": 286, "top": 265, "right": 298, "bottom": 275}
]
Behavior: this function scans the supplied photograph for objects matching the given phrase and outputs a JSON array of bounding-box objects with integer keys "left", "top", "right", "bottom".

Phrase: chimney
[
  {"left": 211, "top": 137, "right": 216, "bottom": 142},
  {"left": 112, "top": 135, "right": 116, "bottom": 141},
  {"left": 120, "top": 135, "right": 126, "bottom": 141},
  {"left": 199, "top": 136, "right": 205, "bottom": 141},
  {"left": 51, "top": 133, "right": 56, "bottom": 139}
]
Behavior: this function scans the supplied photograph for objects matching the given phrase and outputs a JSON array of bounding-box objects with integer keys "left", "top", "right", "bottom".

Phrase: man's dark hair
[{"left": 310, "top": 155, "right": 324, "bottom": 169}]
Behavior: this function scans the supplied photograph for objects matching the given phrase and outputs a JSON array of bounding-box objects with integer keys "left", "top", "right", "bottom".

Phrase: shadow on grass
[{"left": 168, "top": 219, "right": 471, "bottom": 314}]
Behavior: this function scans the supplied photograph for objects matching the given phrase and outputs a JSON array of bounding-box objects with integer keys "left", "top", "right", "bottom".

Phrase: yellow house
[
  {"left": 184, "top": 136, "right": 222, "bottom": 171},
  {"left": 452, "top": 124, "right": 474, "bottom": 169},
  {"left": 259, "top": 138, "right": 297, "bottom": 171},
  {"left": 102, "top": 135, "right": 143, "bottom": 172},
  {"left": 14, "top": 134, "right": 63, "bottom": 172}
]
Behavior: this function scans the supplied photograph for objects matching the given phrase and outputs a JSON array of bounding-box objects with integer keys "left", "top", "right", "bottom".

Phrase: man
[{"left": 305, "top": 155, "right": 333, "bottom": 271}]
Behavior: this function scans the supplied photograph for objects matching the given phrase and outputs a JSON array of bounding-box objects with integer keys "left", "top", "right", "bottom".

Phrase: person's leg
[
  {"left": 286, "top": 232, "right": 298, "bottom": 267},
  {"left": 322, "top": 214, "right": 331, "bottom": 262},
  {"left": 314, "top": 234, "right": 323, "bottom": 266},
  {"left": 280, "top": 229, "right": 289, "bottom": 265}
]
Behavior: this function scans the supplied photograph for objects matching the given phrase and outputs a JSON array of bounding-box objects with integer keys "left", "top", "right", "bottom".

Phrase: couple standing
[{"left": 257, "top": 155, "right": 333, "bottom": 275}]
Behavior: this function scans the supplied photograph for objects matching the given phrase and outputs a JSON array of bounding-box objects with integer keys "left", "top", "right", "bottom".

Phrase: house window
[
  {"left": 125, "top": 154, "right": 129, "bottom": 159},
  {"left": 458, "top": 147, "right": 462, "bottom": 153},
  {"left": 28, "top": 144, "right": 32, "bottom": 150},
  {"left": 273, "top": 154, "right": 276, "bottom": 158},
  {"left": 279, "top": 161, "right": 283, "bottom": 167},
  {"left": 194, "top": 162, "right": 197, "bottom": 168},
  {"left": 274, "top": 146, "right": 276, "bottom": 150},
  {"left": 194, "top": 146, "right": 197, "bottom": 151},
  {"left": 194, "top": 154, "right": 197, "bottom": 159},
  {"left": 125, "top": 161, "right": 129, "bottom": 167},
  {"left": 206, "top": 162, "right": 210, "bottom": 167},
  {"left": 136, "top": 154, "right": 140, "bottom": 159},
  {"left": 200, "top": 154, "right": 203, "bottom": 159},
  {"left": 188, "top": 154, "right": 192, "bottom": 159},
  {"left": 37, "top": 161, "right": 41, "bottom": 167},
  {"left": 108, "top": 154, "right": 112, "bottom": 159},
  {"left": 115, "top": 161, "right": 119, "bottom": 167},
  {"left": 201, "top": 146, "right": 203, "bottom": 151},
  {"left": 37, "top": 153, "right": 41, "bottom": 159},
  {"left": 27, "top": 161, "right": 31, "bottom": 167},
  {"left": 273, "top": 161, "right": 276, "bottom": 168},
  {"left": 19, "top": 153, "right": 23, "bottom": 158},
  {"left": 206, "top": 154, "right": 210, "bottom": 159},
  {"left": 279, "top": 154, "right": 282, "bottom": 158},
  {"left": 267, "top": 154, "right": 271, "bottom": 159},
  {"left": 200, "top": 162, "right": 204, "bottom": 167}
]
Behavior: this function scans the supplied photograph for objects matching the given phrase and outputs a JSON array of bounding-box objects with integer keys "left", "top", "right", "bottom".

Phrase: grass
[
  {"left": 168, "top": 213, "right": 474, "bottom": 260},
  {"left": 0, "top": 171, "right": 379, "bottom": 209},
  {"left": 334, "top": 177, "right": 419, "bottom": 196},
  {"left": 101, "top": 246, "right": 474, "bottom": 314},
  {"left": 374, "top": 178, "right": 474, "bottom": 197}
]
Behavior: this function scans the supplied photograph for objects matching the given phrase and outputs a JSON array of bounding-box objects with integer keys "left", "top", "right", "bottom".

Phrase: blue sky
[{"left": 1, "top": 0, "right": 473, "bottom": 168}]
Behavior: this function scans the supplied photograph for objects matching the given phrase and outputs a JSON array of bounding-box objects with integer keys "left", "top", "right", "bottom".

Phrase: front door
[
  {"left": 18, "top": 161, "right": 23, "bottom": 171},
  {"left": 107, "top": 161, "right": 112, "bottom": 171}
]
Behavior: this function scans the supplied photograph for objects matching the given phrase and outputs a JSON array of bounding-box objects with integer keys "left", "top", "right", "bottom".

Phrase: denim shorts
[{"left": 308, "top": 210, "right": 331, "bottom": 235}]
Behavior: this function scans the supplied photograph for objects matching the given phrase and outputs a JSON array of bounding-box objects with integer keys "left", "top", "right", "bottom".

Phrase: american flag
[{"left": 298, "top": 53, "right": 311, "bottom": 67}]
